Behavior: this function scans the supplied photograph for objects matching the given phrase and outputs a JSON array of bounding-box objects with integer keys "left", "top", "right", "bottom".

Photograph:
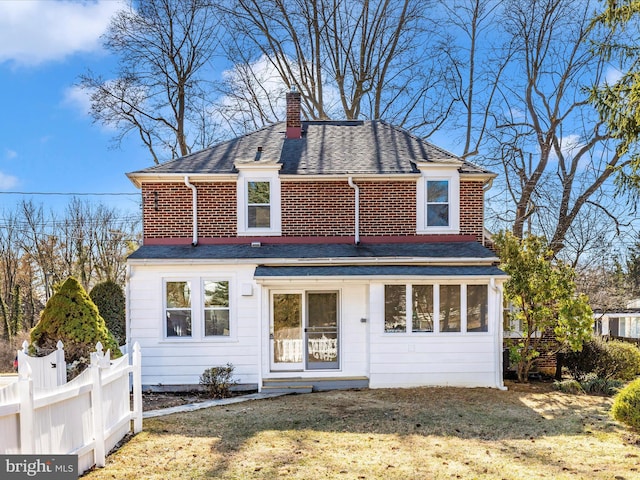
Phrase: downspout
[
  {"left": 348, "top": 177, "right": 360, "bottom": 245},
  {"left": 125, "top": 263, "right": 131, "bottom": 355},
  {"left": 184, "top": 176, "right": 198, "bottom": 246},
  {"left": 491, "top": 278, "right": 507, "bottom": 390}
]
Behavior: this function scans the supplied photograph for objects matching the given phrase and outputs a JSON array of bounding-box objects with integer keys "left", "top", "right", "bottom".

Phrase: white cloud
[
  {"left": 4, "top": 149, "right": 17, "bottom": 160},
  {"left": 0, "top": 172, "right": 18, "bottom": 190},
  {"left": 0, "top": 0, "right": 124, "bottom": 66},
  {"left": 63, "top": 84, "right": 92, "bottom": 115}
]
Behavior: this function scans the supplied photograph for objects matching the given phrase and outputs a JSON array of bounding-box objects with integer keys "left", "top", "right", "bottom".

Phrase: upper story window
[
  {"left": 416, "top": 167, "right": 460, "bottom": 234},
  {"left": 236, "top": 164, "right": 281, "bottom": 236},
  {"left": 247, "top": 181, "right": 271, "bottom": 228},
  {"left": 426, "top": 180, "right": 449, "bottom": 227}
]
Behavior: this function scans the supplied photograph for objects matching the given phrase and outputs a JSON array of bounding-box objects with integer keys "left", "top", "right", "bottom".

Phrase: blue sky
[{"left": 0, "top": 0, "right": 149, "bottom": 214}]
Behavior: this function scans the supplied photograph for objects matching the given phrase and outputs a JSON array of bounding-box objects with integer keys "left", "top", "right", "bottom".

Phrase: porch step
[
  {"left": 262, "top": 376, "right": 369, "bottom": 393},
  {"left": 261, "top": 384, "right": 314, "bottom": 394}
]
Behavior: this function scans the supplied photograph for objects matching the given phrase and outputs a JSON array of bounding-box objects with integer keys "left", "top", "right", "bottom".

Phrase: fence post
[
  {"left": 91, "top": 342, "right": 106, "bottom": 468},
  {"left": 55, "top": 340, "right": 67, "bottom": 386},
  {"left": 18, "top": 363, "right": 35, "bottom": 454},
  {"left": 132, "top": 342, "right": 142, "bottom": 433}
]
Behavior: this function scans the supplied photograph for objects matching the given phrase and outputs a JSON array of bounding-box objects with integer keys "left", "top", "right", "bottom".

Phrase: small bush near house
[
  {"left": 612, "top": 378, "right": 640, "bottom": 430},
  {"left": 599, "top": 341, "right": 640, "bottom": 382},
  {"left": 199, "top": 363, "right": 237, "bottom": 399},
  {"left": 90, "top": 280, "right": 126, "bottom": 346},
  {"left": 563, "top": 336, "right": 609, "bottom": 381},
  {"left": 581, "top": 375, "right": 623, "bottom": 396},
  {"left": 554, "top": 379, "right": 585, "bottom": 394}
]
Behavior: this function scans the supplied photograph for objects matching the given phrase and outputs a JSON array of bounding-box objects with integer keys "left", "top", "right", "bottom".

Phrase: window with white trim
[
  {"left": 426, "top": 180, "right": 449, "bottom": 227},
  {"left": 384, "top": 283, "right": 488, "bottom": 334},
  {"left": 236, "top": 166, "right": 282, "bottom": 236},
  {"left": 204, "top": 280, "right": 230, "bottom": 336},
  {"left": 416, "top": 168, "right": 460, "bottom": 234},
  {"left": 247, "top": 181, "right": 271, "bottom": 228},
  {"left": 165, "top": 281, "right": 192, "bottom": 337}
]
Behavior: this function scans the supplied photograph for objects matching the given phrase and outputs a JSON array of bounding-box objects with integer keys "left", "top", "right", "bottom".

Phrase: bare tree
[
  {"left": 439, "top": 0, "right": 512, "bottom": 159},
  {"left": 217, "top": 0, "right": 454, "bottom": 136},
  {"left": 483, "top": 0, "right": 632, "bottom": 254},
  {"left": 79, "top": 0, "right": 223, "bottom": 164}
]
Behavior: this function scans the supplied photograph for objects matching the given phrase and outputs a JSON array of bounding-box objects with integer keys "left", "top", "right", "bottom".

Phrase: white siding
[
  {"left": 128, "top": 263, "right": 261, "bottom": 387},
  {"left": 128, "top": 264, "right": 505, "bottom": 389},
  {"left": 368, "top": 282, "right": 504, "bottom": 389}
]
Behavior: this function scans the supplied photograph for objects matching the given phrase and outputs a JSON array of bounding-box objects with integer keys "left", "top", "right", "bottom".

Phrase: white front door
[{"left": 270, "top": 290, "right": 340, "bottom": 371}]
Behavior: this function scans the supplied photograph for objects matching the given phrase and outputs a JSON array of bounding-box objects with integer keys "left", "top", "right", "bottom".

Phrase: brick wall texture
[{"left": 141, "top": 179, "right": 485, "bottom": 242}]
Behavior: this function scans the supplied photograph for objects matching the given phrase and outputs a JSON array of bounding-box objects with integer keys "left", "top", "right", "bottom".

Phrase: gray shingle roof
[
  {"left": 127, "top": 241, "right": 498, "bottom": 261},
  {"left": 128, "top": 121, "right": 491, "bottom": 177}
]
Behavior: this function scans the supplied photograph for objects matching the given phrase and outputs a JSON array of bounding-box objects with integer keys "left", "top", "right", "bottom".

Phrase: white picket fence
[{"left": 0, "top": 341, "right": 143, "bottom": 475}]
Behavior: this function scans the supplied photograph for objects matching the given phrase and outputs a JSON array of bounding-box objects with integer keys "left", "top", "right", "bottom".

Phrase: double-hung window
[
  {"left": 247, "top": 181, "right": 271, "bottom": 228},
  {"left": 415, "top": 167, "right": 460, "bottom": 234},
  {"left": 204, "top": 280, "right": 230, "bottom": 336},
  {"left": 236, "top": 164, "right": 282, "bottom": 236},
  {"left": 384, "top": 284, "right": 434, "bottom": 333},
  {"left": 426, "top": 180, "right": 449, "bottom": 227},
  {"left": 165, "top": 281, "right": 192, "bottom": 337}
]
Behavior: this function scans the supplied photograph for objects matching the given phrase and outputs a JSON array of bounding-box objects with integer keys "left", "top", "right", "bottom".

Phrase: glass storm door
[
  {"left": 305, "top": 292, "right": 339, "bottom": 370},
  {"left": 270, "top": 291, "right": 340, "bottom": 371},
  {"left": 271, "top": 293, "right": 303, "bottom": 371}
]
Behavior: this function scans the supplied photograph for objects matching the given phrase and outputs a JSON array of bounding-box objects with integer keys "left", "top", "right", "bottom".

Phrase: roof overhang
[{"left": 126, "top": 172, "right": 237, "bottom": 188}]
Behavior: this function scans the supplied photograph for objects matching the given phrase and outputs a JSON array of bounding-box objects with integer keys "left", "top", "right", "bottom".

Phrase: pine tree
[{"left": 30, "top": 277, "right": 121, "bottom": 375}]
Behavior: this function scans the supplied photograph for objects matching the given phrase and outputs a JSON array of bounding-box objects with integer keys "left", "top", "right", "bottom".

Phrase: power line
[{"left": 0, "top": 191, "right": 138, "bottom": 196}]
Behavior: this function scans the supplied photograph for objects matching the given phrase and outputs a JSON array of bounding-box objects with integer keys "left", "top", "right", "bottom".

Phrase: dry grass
[{"left": 83, "top": 382, "right": 640, "bottom": 480}]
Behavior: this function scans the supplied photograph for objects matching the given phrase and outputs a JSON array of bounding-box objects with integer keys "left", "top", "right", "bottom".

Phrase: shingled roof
[{"left": 127, "top": 120, "right": 491, "bottom": 178}]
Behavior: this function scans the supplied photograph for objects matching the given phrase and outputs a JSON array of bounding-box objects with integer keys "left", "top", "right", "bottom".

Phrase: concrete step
[
  {"left": 261, "top": 384, "right": 313, "bottom": 394},
  {"left": 262, "top": 376, "right": 369, "bottom": 393}
]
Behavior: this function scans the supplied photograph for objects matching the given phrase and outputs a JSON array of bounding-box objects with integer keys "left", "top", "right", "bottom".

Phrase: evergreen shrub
[
  {"left": 90, "top": 280, "right": 126, "bottom": 346},
  {"left": 30, "top": 277, "right": 121, "bottom": 377},
  {"left": 612, "top": 378, "right": 640, "bottom": 430}
]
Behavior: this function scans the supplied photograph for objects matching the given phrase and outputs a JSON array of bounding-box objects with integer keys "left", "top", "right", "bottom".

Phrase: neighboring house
[
  {"left": 595, "top": 299, "right": 640, "bottom": 339},
  {"left": 125, "top": 91, "right": 508, "bottom": 392}
]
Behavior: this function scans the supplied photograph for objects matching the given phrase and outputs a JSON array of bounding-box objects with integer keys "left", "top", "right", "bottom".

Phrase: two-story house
[{"left": 125, "top": 91, "right": 508, "bottom": 392}]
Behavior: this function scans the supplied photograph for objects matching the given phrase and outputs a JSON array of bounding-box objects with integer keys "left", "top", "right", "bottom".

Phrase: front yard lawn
[{"left": 83, "top": 382, "right": 640, "bottom": 479}]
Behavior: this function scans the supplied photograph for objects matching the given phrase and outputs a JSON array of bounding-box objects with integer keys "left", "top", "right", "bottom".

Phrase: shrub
[
  {"left": 30, "top": 277, "right": 121, "bottom": 378},
  {"left": 563, "top": 336, "right": 608, "bottom": 381},
  {"left": 597, "top": 341, "right": 640, "bottom": 382},
  {"left": 90, "top": 280, "right": 126, "bottom": 346},
  {"left": 612, "top": 378, "right": 640, "bottom": 430},
  {"left": 581, "top": 375, "right": 623, "bottom": 396},
  {"left": 554, "top": 379, "right": 584, "bottom": 394},
  {"left": 200, "top": 363, "right": 237, "bottom": 399}
]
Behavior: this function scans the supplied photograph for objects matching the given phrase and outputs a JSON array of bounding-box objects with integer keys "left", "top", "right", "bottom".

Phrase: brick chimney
[{"left": 286, "top": 90, "right": 302, "bottom": 139}]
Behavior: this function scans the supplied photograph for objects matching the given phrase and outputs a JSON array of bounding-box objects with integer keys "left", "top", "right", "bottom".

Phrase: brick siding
[{"left": 142, "top": 179, "right": 485, "bottom": 242}]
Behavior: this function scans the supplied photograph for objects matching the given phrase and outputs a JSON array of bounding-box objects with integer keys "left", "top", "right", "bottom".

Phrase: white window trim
[
  {"left": 202, "top": 278, "right": 233, "bottom": 339},
  {"left": 382, "top": 282, "right": 490, "bottom": 335},
  {"left": 162, "top": 277, "right": 236, "bottom": 343},
  {"left": 163, "top": 278, "right": 193, "bottom": 340},
  {"left": 416, "top": 167, "right": 460, "bottom": 234},
  {"left": 236, "top": 166, "right": 282, "bottom": 236}
]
